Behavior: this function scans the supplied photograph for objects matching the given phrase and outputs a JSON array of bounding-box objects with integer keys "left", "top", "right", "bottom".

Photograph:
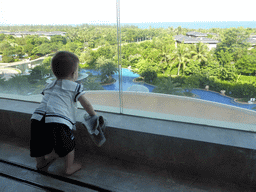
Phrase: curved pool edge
[
  {"left": 191, "top": 89, "right": 256, "bottom": 109},
  {"left": 197, "top": 88, "right": 255, "bottom": 105}
]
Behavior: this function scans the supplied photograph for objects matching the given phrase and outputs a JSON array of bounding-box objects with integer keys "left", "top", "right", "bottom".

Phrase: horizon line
[{"left": 0, "top": 20, "right": 256, "bottom": 26}]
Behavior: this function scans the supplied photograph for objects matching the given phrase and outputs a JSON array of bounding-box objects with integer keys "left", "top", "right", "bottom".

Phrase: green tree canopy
[
  {"left": 133, "top": 59, "right": 156, "bottom": 75},
  {"left": 184, "top": 59, "right": 201, "bottom": 76},
  {"left": 190, "top": 42, "right": 209, "bottom": 67},
  {"left": 37, "top": 44, "right": 52, "bottom": 56},
  {"left": 217, "top": 62, "right": 238, "bottom": 81},
  {"left": 50, "top": 35, "right": 67, "bottom": 45},
  {"left": 235, "top": 54, "right": 256, "bottom": 75},
  {"left": 216, "top": 27, "right": 250, "bottom": 61},
  {"left": 216, "top": 50, "right": 233, "bottom": 66},
  {"left": 99, "top": 59, "right": 118, "bottom": 83},
  {"left": 172, "top": 43, "right": 190, "bottom": 76}
]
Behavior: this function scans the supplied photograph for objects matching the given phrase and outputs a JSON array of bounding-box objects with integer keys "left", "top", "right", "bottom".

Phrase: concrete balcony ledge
[{"left": 1, "top": 97, "right": 256, "bottom": 187}]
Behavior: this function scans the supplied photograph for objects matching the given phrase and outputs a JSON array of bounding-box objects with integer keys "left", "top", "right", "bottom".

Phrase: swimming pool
[
  {"left": 81, "top": 68, "right": 256, "bottom": 110},
  {"left": 191, "top": 89, "right": 256, "bottom": 110},
  {"left": 82, "top": 68, "right": 155, "bottom": 92}
]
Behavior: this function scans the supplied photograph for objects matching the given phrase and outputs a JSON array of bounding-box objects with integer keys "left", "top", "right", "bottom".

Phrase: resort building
[
  {"left": 0, "top": 31, "right": 67, "bottom": 40},
  {"left": 186, "top": 31, "right": 208, "bottom": 37},
  {"left": 175, "top": 32, "right": 255, "bottom": 50},
  {"left": 247, "top": 34, "right": 256, "bottom": 50},
  {"left": 174, "top": 32, "right": 219, "bottom": 50}
]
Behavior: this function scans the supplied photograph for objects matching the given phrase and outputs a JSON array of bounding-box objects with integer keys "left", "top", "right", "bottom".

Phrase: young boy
[{"left": 30, "top": 51, "right": 96, "bottom": 175}]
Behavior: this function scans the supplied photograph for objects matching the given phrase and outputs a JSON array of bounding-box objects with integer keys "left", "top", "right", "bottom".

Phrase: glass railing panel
[
  {"left": 0, "top": 2, "right": 121, "bottom": 113},
  {"left": 119, "top": 2, "right": 256, "bottom": 131}
]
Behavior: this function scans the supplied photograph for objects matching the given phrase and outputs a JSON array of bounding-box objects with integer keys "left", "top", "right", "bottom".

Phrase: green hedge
[
  {"left": 238, "top": 75, "right": 256, "bottom": 83},
  {"left": 209, "top": 79, "right": 256, "bottom": 99}
]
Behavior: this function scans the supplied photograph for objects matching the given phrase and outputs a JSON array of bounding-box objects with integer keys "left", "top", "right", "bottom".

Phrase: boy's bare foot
[
  {"left": 37, "top": 157, "right": 57, "bottom": 172},
  {"left": 65, "top": 163, "right": 82, "bottom": 175}
]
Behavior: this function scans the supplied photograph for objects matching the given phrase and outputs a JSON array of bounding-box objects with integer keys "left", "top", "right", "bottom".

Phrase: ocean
[
  {"left": 131, "top": 21, "right": 256, "bottom": 29},
  {"left": 1, "top": 21, "right": 255, "bottom": 29},
  {"left": 88, "top": 21, "right": 256, "bottom": 29}
]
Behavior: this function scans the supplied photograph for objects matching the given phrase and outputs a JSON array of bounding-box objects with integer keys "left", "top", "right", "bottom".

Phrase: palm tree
[
  {"left": 99, "top": 59, "right": 118, "bottom": 83},
  {"left": 158, "top": 43, "right": 175, "bottom": 74},
  {"left": 153, "top": 77, "right": 183, "bottom": 95},
  {"left": 172, "top": 43, "right": 190, "bottom": 76},
  {"left": 190, "top": 42, "right": 209, "bottom": 67}
]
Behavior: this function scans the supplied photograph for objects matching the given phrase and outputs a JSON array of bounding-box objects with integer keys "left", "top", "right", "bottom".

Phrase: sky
[{"left": 0, "top": 0, "right": 255, "bottom": 25}]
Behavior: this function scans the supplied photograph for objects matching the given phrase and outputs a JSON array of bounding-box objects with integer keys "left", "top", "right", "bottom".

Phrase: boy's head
[{"left": 51, "top": 51, "right": 79, "bottom": 80}]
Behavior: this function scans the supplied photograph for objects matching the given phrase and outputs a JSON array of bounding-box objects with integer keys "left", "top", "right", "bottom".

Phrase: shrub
[
  {"left": 205, "top": 78, "right": 256, "bottom": 99},
  {"left": 141, "top": 69, "right": 157, "bottom": 83},
  {"left": 238, "top": 75, "right": 256, "bottom": 83},
  {"left": 2, "top": 55, "right": 15, "bottom": 63},
  {"left": 171, "top": 75, "right": 187, "bottom": 86},
  {"left": 153, "top": 77, "right": 183, "bottom": 95},
  {"left": 99, "top": 60, "right": 118, "bottom": 83},
  {"left": 82, "top": 75, "right": 104, "bottom": 90}
]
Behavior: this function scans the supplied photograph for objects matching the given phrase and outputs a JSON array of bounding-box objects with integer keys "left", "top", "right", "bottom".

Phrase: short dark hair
[{"left": 51, "top": 51, "right": 79, "bottom": 79}]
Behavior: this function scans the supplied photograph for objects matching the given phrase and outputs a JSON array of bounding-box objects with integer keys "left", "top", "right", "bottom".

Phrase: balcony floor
[{"left": 0, "top": 135, "right": 255, "bottom": 192}]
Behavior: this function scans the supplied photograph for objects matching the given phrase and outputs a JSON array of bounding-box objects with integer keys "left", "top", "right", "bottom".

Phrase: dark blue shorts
[{"left": 30, "top": 116, "right": 75, "bottom": 158}]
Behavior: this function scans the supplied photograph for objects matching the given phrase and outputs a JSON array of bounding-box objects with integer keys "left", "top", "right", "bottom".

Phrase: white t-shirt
[{"left": 31, "top": 79, "right": 86, "bottom": 130}]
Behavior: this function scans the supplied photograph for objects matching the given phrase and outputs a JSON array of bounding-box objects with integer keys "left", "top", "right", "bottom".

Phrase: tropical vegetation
[{"left": 0, "top": 24, "right": 256, "bottom": 101}]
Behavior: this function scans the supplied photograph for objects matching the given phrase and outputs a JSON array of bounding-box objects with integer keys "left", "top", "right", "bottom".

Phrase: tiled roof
[
  {"left": 174, "top": 35, "right": 185, "bottom": 40},
  {"left": 174, "top": 35, "right": 219, "bottom": 44},
  {"left": 207, "top": 33, "right": 218, "bottom": 36},
  {"left": 0, "top": 31, "right": 66, "bottom": 36},
  {"left": 247, "top": 38, "right": 256, "bottom": 44},
  {"left": 186, "top": 31, "right": 208, "bottom": 37},
  {"left": 250, "top": 34, "right": 256, "bottom": 38}
]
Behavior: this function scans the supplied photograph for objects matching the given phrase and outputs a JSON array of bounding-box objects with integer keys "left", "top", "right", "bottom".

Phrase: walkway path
[{"left": 0, "top": 55, "right": 49, "bottom": 68}]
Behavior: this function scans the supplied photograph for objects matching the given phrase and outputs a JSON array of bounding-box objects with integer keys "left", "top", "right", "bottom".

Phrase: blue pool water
[
  {"left": 81, "top": 68, "right": 256, "bottom": 110},
  {"left": 191, "top": 89, "right": 256, "bottom": 110},
  {"left": 82, "top": 68, "right": 155, "bottom": 92}
]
